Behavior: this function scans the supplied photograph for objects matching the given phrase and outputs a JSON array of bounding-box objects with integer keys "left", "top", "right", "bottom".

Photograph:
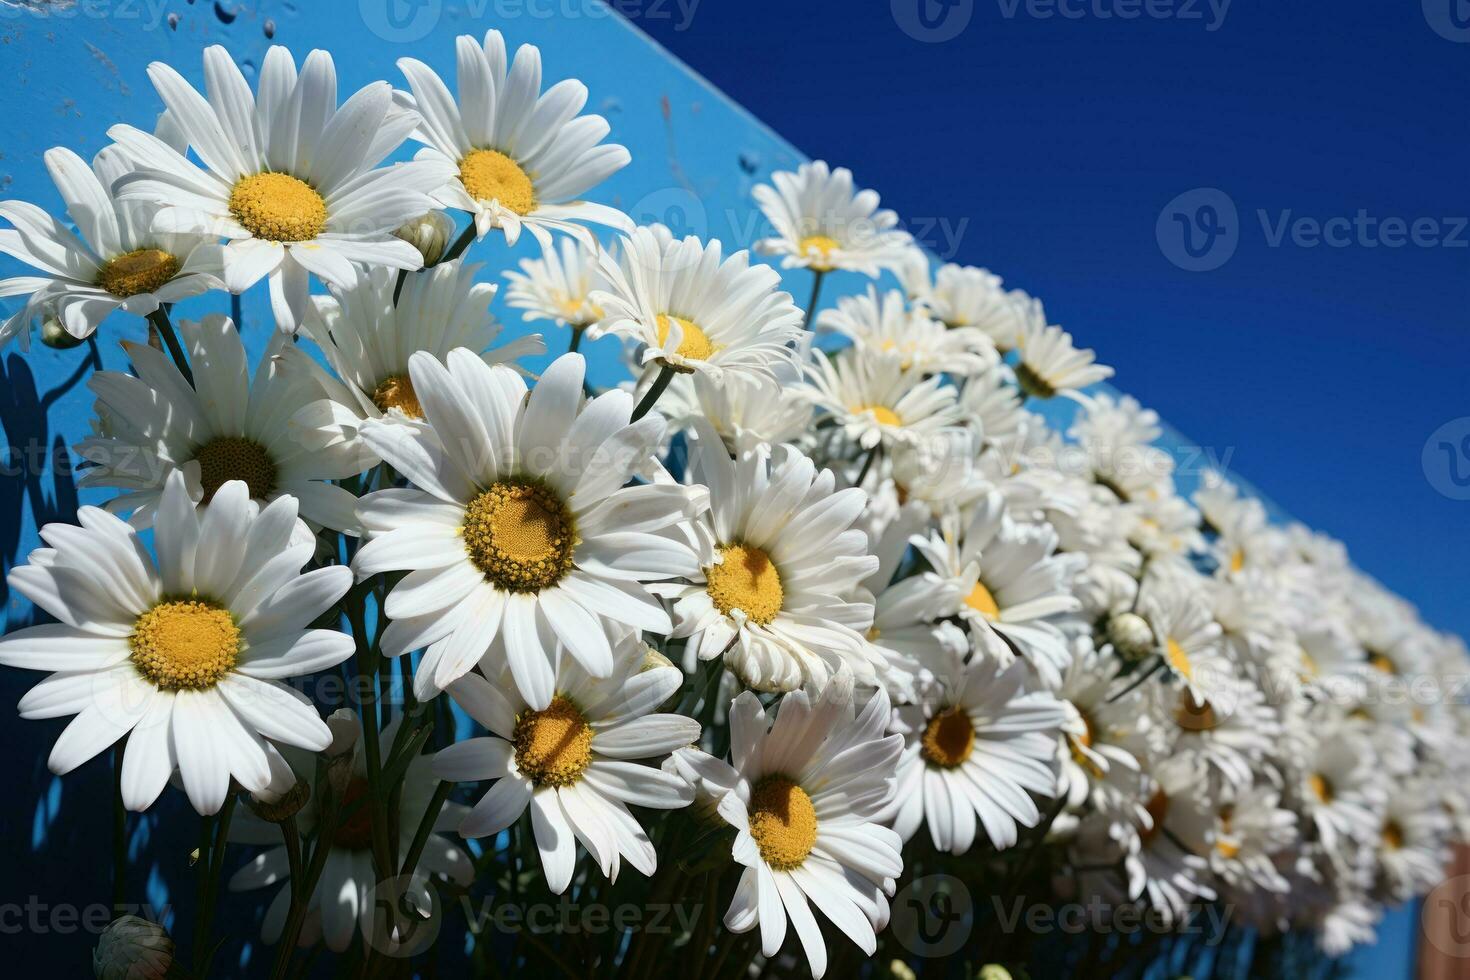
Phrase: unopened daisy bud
[
  {"left": 41, "top": 313, "right": 84, "bottom": 349},
  {"left": 640, "top": 647, "right": 675, "bottom": 672},
  {"left": 93, "top": 915, "right": 175, "bottom": 980},
  {"left": 393, "top": 211, "right": 455, "bottom": 267},
  {"left": 245, "top": 778, "right": 310, "bottom": 824},
  {"left": 1108, "top": 611, "right": 1155, "bottom": 661},
  {"left": 889, "top": 961, "right": 918, "bottom": 980},
  {"left": 976, "top": 967, "right": 1013, "bottom": 980}
]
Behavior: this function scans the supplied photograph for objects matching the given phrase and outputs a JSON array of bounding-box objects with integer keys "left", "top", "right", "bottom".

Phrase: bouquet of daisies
[{"left": 2, "top": 30, "right": 1465, "bottom": 980}]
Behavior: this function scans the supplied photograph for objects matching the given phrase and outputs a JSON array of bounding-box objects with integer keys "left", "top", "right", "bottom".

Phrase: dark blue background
[{"left": 636, "top": 0, "right": 1470, "bottom": 643}]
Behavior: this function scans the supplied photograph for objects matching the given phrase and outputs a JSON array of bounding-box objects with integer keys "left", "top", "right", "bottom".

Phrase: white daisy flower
[
  {"left": 703, "top": 671, "right": 904, "bottom": 979},
  {"left": 432, "top": 640, "right": 698, "bottom": 893},
  {"left": 912, "top": 491, "right": 1082, "bottom": 688},
  {"left": 228, "top": 712, "right": 473, "bottom": 952},
  {"left": 1161, "top": 670, "right": 1279, "bottom": 797},
  {"left": 1011, "top": 298, "right": 1113, "bottom": 401},
  {"left": 1136, "top": 571, "right": 1227, "bottom": 700},
  {"left": 291, "top": 259, "right": 545, "bottom": 469},
  {"left": 899, "top": 255, "right": 1031, "bottom": 353},
  {"left": 0, "top": 471, "right": 353, "bottom": 814},
  {"left": 109, "top": 45, "right": 451, "bottom": 331},
  {"left": 504, "top": 235, "right": 607, "bottom": 331},
  {"left": 1374, "top": 777, "right": 1453, "bottom": 902},
  {"left": 1179, "top": 781, "right": 1297, "bottom": 898},
  {"left": 1296, "top": 722, "right": 1388, "bottom": 857},
  {"left": 591, "top": 225, "right": 802, "bottom": 384},
  {"left": 888, "top": 653, "right": 1066, "bottom": 853},
  {"left": 957, "top": 365, "right": 1026, "bottom": 450},
  {"left": 753, "top": 161, "right": 913, "bottom": 277},
  {"left": 75, "top": 313, "right": 364, "bottom": 534},
  {"left": 680, "top": 369, "right": 814, "bottom": 455},
  {"left": 1054, "top": 641, "right": 1154, "bottom": 827},
  {"left": 1119, "top": 764, "right": 1218, "bottom": 925},
  {"left": 655, "top": 424, "right": 883, "bottom": 694},
  {"left": 352, "top": 350, "right": 706, "bottom": 705},
  {"left": 0, "top": 145, "right": 222, "bottom": 348},
  {"left": 815, "top": 285, "right": 995, "bottom": 376},
  {"left": 801, "top": 347, "right": 963, "bottom": 452},
  {"left": 397, "top": 31, "right": 632, "bottom": 247}
]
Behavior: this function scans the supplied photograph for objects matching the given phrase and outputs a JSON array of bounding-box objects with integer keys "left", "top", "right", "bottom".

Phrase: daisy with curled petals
[
  {"left": 1011, "top": 298, "right": 1113, "bottom": 401},
  {"left": 352, "top": 350, "right": 706, "bottom": 705},
  {"left": 653, "top": 421, "right": 883, "bottom": 694},
  {"left": 108, "top": 45, "right": 449, "bottom": 331},
  {"left": 801, "top": 347, "right": 963, "bottom": 452},
  {"left": 1054, "top": 641, "right": 1154, "bottom": 829},
  {"left": 815, "top": 285, "right": 995, "bottom": 376},
  {"left": 75, "top": 313, "right": 363, "bottom": 535},
  {"left": 590, "top": 225, "right": 803, "bottom": 384},
  {"left": 291, "top": 259, "right": 544, "bottom": 469},
  {"left": 753, "top": 161, "right": 912, "bottom": 277},
  {"left": 0, "top": 145, "right": 222, "bottom": 348},
  {"left": 702, "top": 671, "right": 904, "bottom": 979},
  {"left": 886, "top": 653, "right": 1066, "bottom": 854},
  {"left": 912, "top": 491, "right": 1083, "bottom": 688},
  {"left": 397, "top": 31, "right": 632, "bottom": 246},
  {"left": 0, "top": 472, "right": 353, "bottom": 815},
  {"left": 433, "top": 641, "right": 698, "bottom": 893},
  {"left": 898, "top": 254, "right": 1031, "bottom": 353},
  {"left": 228, "top": 711, "right": 472, "bottom": 953},
  {"left": 1135, "top": 571, "right": 1228, "bottom": 701},
  {"left": 504, "top": 236, "right": 606, "bottom": 332}
]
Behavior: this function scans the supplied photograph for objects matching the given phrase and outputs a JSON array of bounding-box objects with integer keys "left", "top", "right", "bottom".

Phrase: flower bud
[
  {"left": 977, "top": 967, "right": 1013, "bottom": 980},
  {"left": 640, "top": 646, "right": 675, "bottom": 672},
  {"left": 245, "top": 778, "right": 311, "bottom": 824},
  {"left": 41, "top": 314, "right": 85, "bottom": 349},
  {"left": 1108, "top": 611, "right": 1155, "bottom": 662},
  {"left": 93, "top": 915, "right": 174, "bottom": 980},
  {"left": 393, "top": 211, "right": 455, "bottom": 267}
]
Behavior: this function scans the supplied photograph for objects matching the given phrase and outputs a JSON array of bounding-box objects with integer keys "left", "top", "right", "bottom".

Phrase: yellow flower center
[
  {"left": 748, "top": 775, "right": 817, "bottom": 871},
  {"left": 228, "top": 172, "right": 327, "bottom": 242},
  {"left": 194, "top": 436, "right": 278, "bottom": 502},
  {"left": 334, "top": 778, "right": 376, "bottom": 850},
  {"left": 1382, "top": 820, "right": 1404, "bottom": 850},
  {"left": 856, "top": 404, "right": 902, "bottom": 427},
  {"left": 1165, "top": 637, "right": 1192, "bottom": 679},
  {"left": 1368, "top": 651, "right": 1396, "bottom": 674},
  {"left": 797, "top": 234, "right": 840, "bottom": 271},
  {"left": 706, "top": 544, "right": 784, "bottom": 626},
  {"left": 371, "top": 373, "right": 424, "bottom": 419},
  {"left": 920, "top": 706, "right": 975, "bottom": 769},
  {"left": 97, "top": 248, "right": 179, "bottom": 298},
  {"left": 1214, "top": 806, "right": 1240, "bottom": 858},
  {"left": 654, "top": 314, "right": 716, "bottom": 363},
  {"left": 459, "top": 149, "right": 536, "bottom": 215},
  {"left": 964, "top": 580, "right": 1000, "bottom": 620},
  {"left": 1141, "top": 788, "right": 1169, "bottom": 844},
  {"left": 1308, "top": 773, "right": 1333, "bottom": 804},
  {"left": 1228, "top": 548, "right": 1246, "bottom": 574},
  {"left": 130, "top": 598, "right": 240, "bottom": 691},
  {"left": 513, "top": 695, "right": 593, "bottom": 788},
  {"left": 462, "top": 478, "right": 577, "bottom": 593}
]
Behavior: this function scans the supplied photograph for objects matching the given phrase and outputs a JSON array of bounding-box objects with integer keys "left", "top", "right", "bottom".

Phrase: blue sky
[{"left": 635, "top": 0, "right": 1470, "bottom": 640}]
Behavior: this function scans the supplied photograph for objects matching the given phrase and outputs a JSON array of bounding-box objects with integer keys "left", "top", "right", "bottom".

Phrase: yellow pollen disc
[
  {"left": 1215, "top": 806, "right": 1240, "bottom": 858},
  {"left": 1308, "top": 773, "right": 1333, "bottom": 804},
  {"left": 920, "top": 707, "right": 976, "bottom": 769},
  {"left": 1215, "top": 838, "right": 1241, "bottom": 859},
  {"left": 1074, "top": 712, "right": 1095, "bottom": 749},
  {"left": 797, "top": 234, "right": 840, "bottom": 271},
  {"left": 462, "top": 479, "right": 576, "bottom": 593},
  {"left": 513, "top": 696, "right": 593, "bottom": 788},
  {"left": 1368, "top": 651, "right": 1396, "bottom": 674},
  {"left": 748, "top": 775, "right": 817, "bottom": 871},
  {"left": 1175, "top": 691, "right": 1218, "bottom": 732},
  {"left": 194, "top": 436, "right": 278, "bottom": 502},
  {"left": 371, "top": 374, "right": 424, "bottom": 419},
  {"left": 964, "top": 580, "right": 1001, "bottom": 620},
  {"left": 334, "top": 778, "right": 376, "bottom": 850},
  {"left": 859, "top": 404, "right": 902, "bottom": 427},
  {"left": 228, "top": 172, "right": 327, "bottom": 242},
  {"left": 705, "top": 544, "right": 784, "bottom": 626},
  {"left": 654, "top": 314, "right": 716, "bottom": 363},
  {"left": 130, "top": 598, "right": 240, "bottom": 691},
  {"left": 1165, "top": 637, "right": 1192, "bottom": 680},
  {"left": 1381, "top": 820, "right": 1404, "bottom": 850},
  {"left": 1229, "top": 548, "right": 1246, "bottom": 574},
  {"left": 459, "top": 149, "right": 536, "bottom": 215},
  {"left": 1141, "top": 788, "right": 1169, "bottom": 843},
  {"left": 97, "top": 248, "right": 179, "bottom": 298},
  {"left": 1014, "top": 361, "right": 1055, "bottom": 399}
]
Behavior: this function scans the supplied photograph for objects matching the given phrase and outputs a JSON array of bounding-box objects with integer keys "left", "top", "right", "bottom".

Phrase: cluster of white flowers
[{"left": 2, "top": 32, "right": 1464, "bottom": 980}]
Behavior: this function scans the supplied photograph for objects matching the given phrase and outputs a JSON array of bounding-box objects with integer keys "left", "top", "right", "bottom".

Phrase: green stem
[
  {"left": 270, "top": 787, "right": 340, "bottom": 980},
  {"left": 439, "top": 221, "right": 478, "bottom": 265},
  {"left": 399, "top": 780, "right": 453, "bottom": 880},
  {"left": 147, "top": 306, "right": 193, "bottom": 386},
  {"left": 855, "top": 443, "right": 881, "bottom": 486},
  {"left": 349, "top": 597, "right": 394, "bottom": 883},
  {"left": 631, "top": 364, "right": 676, "bottom": 422},
  {"left": 194, "top": 792, "right": 237, "bottom": 977},
  {"left": 568, "top": 324, "right": 585, "bottom": 354},
  {"left": 111, "top": 739, "right": 126, "bottom": 917},
  {"left": 801, "top": 269, "right": 826, "bottom": 330}
]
